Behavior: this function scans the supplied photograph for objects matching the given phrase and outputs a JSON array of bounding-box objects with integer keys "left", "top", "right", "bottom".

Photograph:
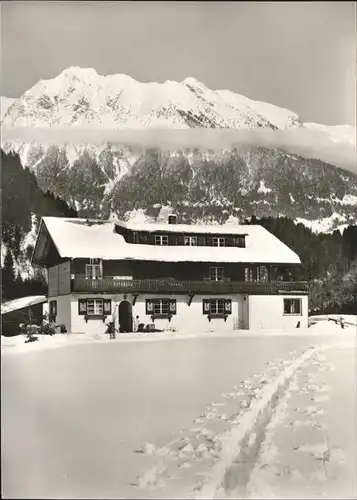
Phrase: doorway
[
  {"left": 238, "top": 295, "right": 249, "bottom": 329},
  {"left": 118, "top": 300, "right": 133, "bottom": 332}
]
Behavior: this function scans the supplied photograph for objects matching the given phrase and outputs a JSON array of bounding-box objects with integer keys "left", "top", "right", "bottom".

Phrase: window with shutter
[
  {"left": 202, "top": 299, "right": 232, "bottom": 315},
  {"left": 146, "top": 299, "right": 177, "bottom": 316}
]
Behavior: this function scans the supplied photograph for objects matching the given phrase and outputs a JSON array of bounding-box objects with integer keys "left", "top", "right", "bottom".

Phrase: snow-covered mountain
[
  {"left": 1, "top": 66, "right": 303, "bottom": 130},
  {"left": 1, "top": 66, "right": 356, "bottom": 234}
]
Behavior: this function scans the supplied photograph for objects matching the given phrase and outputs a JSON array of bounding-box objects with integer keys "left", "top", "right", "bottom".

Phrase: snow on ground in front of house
[
  {"left": 2, "top": 321, "right": 355, "bottom": 499},
  {"left": 130, "top": 332, "right": 356, "bottom": 499},
  {"left": 1, "top": 315, "right": 356, "bottom": 356}
]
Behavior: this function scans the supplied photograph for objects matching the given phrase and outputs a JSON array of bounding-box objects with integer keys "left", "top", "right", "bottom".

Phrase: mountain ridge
[{"left": 1, "top": 66, "right": 356, "bottom": 234}]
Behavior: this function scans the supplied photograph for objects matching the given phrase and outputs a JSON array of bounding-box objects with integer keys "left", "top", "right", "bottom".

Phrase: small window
[
  {"left": 203, "top": 299, "right": 232, "bottom": 315},
  {"left": 210, "top": 267, "right": 224, "bottom": 282},
  {"left": 284, "top": 298, "right": 302, "bottom": 315},
  {"left": 146, "top": 299, "right": 176, "bottom": 315},
  {"left": 86, "top": 299, "right": 104, "bottom": 316},
  {"left": 155, "top": 235, "right": 169, "bottom": 246},
  {"left": 184, "top": 236, "right": 197, "bottom": 246},
  {"left": 213, "top": 237, "right": 225, "bottom": 247}
]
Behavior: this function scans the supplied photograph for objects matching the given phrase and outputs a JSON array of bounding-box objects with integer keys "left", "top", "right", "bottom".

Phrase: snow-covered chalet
[{"left": 31, "top": 216, "right": 309, "bottom": 334}]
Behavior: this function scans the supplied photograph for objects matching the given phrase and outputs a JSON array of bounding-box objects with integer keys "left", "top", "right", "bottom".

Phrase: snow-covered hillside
[{"left": 1, "top": 66, "right": 302, "bottom": 130}]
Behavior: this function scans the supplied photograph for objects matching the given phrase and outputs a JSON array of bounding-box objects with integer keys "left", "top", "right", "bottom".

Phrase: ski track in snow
[
  {"left": 131, "top": 347, "right": 316, "bottom": 497},
  {"left": 244, "top": 346, "right": 353, "bottom": 499},
  {"left": 131, "top": 339, "right": 355, "bottom": 499}
]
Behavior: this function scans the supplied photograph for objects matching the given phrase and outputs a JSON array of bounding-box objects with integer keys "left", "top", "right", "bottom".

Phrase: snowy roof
[
  {"left": 1, "top": 295, "right": 47, "bottom": 315},
  {"left": 34, "top": 217, "right": 301, "bottom": 265}
]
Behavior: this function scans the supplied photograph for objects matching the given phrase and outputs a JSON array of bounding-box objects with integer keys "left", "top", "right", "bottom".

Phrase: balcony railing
[{"left": 71, "top": 276, "right": 309, "bottom": 295}]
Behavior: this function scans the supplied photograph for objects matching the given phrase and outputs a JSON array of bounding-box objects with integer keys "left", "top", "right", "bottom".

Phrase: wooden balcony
[{"left": 71, "top": 276, "right": 309, "bottom": 295}]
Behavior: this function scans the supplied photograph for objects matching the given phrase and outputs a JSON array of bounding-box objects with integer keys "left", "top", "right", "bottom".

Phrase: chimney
[{"left": 168, "top": 214, "right": 177, "bottom": 225}]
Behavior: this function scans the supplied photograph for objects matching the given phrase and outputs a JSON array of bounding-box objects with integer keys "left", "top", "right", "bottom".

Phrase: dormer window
[
  {"left": 155, "top": 234, "right": 169, "bottom": 246},
  {"left": 85, "top": 258, "right": 103, "bottom": 280},
  {"left": 213, "top": 237, "right": 225, "bottom": 247},
  {"left": 184, "top": 236, "right": 197, "bottom": 246}
]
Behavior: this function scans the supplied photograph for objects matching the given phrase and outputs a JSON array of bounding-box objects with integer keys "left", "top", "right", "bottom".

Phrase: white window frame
[
  {"left": 213, "top": 237, "right": 225, "bottom": 247},
  {"left": 184, "top": 236, "right": 198, "bottom": 246},
  {"left": 155, "top": 234, "right": 169, "bottom": 246},
  {"left": 152, "top": 299, "right": 170, "bottom": 315},
  {"left": 86, "top": 298, "right": 104, "bottom": 316},
  {"left": 283, "top": 298, "right": 302, "bottom": 315},
  {"left": 209, "top": 266, "right": 224, "bottom": 282},
  {"left": 209, "top": 299, "right": 226, "bottom": 315},
  {"left": 85, "top": 258, "right": 103, "bottom": 280}
]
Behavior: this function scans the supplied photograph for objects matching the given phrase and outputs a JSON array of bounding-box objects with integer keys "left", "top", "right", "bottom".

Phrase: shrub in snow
[{"left": 20, "top": 323, "right": 40, "bottom": 343}]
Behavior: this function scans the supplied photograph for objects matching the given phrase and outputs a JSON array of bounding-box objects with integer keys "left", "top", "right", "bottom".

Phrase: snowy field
[{"left": 1, "top": 318, "right": 356, "bottom": 499}]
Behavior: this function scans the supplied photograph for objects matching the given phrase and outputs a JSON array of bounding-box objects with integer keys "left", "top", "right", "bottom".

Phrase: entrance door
[
  {"left": 238, "top": 295, "right": 249, "bottom": 329},
  {"left": 118, "top": 300, "right": 133, "bottom": 332}
]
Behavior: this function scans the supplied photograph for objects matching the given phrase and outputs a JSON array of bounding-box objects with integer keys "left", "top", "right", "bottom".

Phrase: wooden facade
[{"left": 47, "top": 258, "right": 308, "bottom": 298}]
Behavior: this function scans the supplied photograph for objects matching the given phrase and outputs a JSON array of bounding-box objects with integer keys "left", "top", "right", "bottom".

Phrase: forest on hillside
[
  {"left": 1, "top": 150, "right": 77, "bottom": 301},
  {"left": 1, "top": 150, "right": 356, "bottom": 315}
]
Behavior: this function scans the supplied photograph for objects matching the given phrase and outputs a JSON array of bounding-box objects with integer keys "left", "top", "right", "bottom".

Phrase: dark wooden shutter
[
  {"left": 169, "top": 299, "right": 177, "bottom": 315},
  {"left": 78, "top": 299, "right": 87, "bottom": 315},
  {"left": 198, "top": 236, "right": 206, "bottom": 246},
  {"left": 146, "top": 299, "right": 154, "bottom": 315},
  {"left": 103, "top": 299, "right": 112, "bottom": 315},
  {"left": 224, "top": 300, "right": 232, "bottom": 314},
  {"left": 202, "top": 299, "right": 210, "bottom": 314},
  {"left": 50, "top": 300, "right": 57, "bottom": 316},
  {"left": 225, "top": 237, "right": 233, "bottom": 247},
  {"left": 177, "top": 234, "right": 185, "bottom": 246},
  {"left": 49, "top": 300, "right": 57, "bottom": 321},
  {"left": 170, "top": 234, "right": 178, "bottom": 246},
  {"left": 206, "top": 237, "right": 214, "bottom": 246}
]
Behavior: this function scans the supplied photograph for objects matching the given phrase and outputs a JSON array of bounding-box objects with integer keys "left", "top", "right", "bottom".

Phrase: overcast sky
[{"left": 1, "top": 1, "right": 355, "bottom": 125}]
